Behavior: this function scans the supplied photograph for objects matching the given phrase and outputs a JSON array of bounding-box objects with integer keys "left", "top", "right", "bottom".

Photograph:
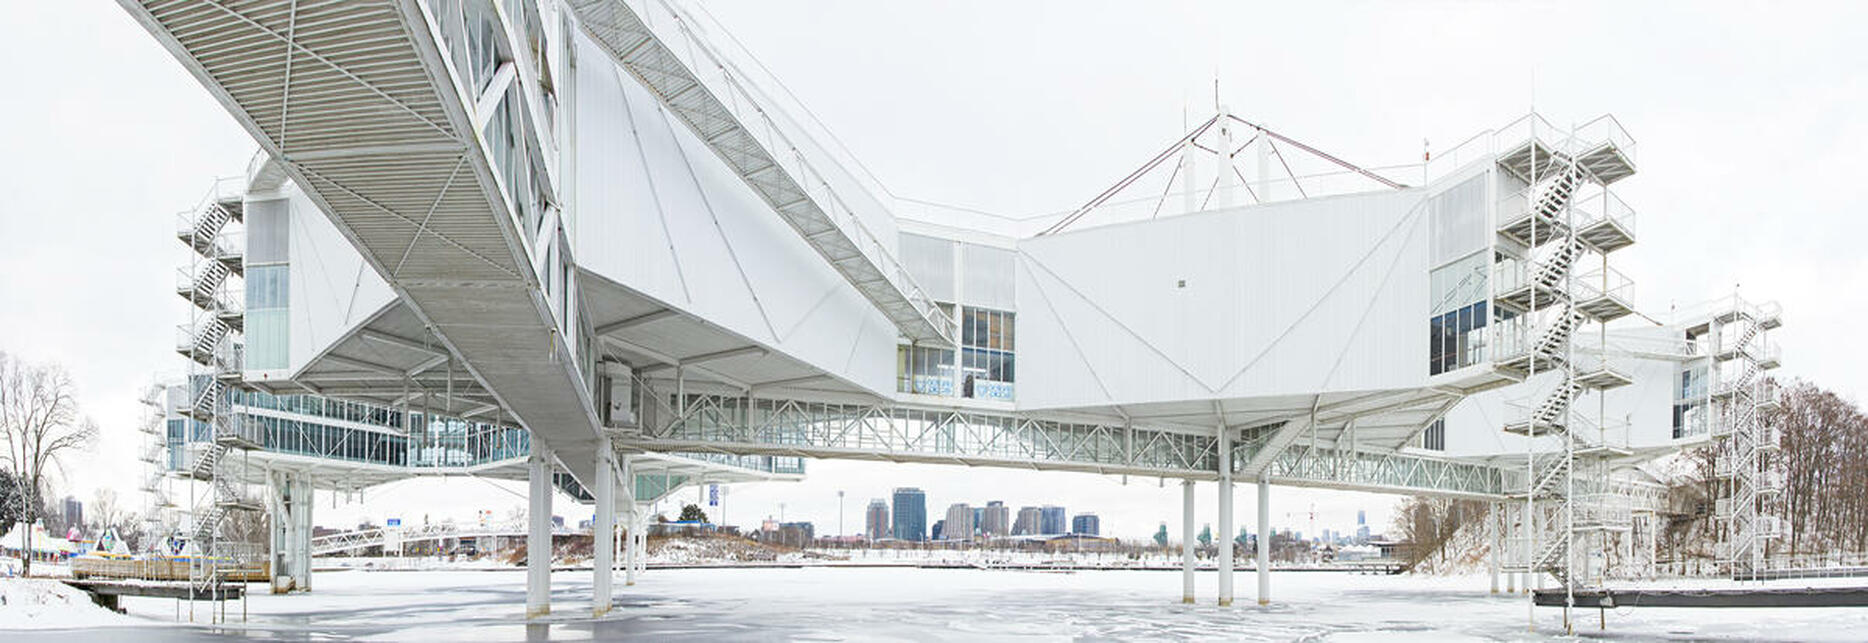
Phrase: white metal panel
[
  {"left": 900, "top": 233, "right": 955, "bottom": 302},
  {"left": 961, "top": 243, "right": 1016, "bottom": 311},
  {"left": 570, "top": 35, "right": 893, "bottom": 394},
  {"left": 1015, "top": 189, "right": 1430, "bottom": 410},
  {"left": 282, "top": 188, "right": 396, "bottom": 376}
]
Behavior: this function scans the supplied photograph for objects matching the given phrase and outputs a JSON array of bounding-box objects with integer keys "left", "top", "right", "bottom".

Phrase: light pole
[{"left": 838, "top": 490, "right": 846, "bottom": 539}]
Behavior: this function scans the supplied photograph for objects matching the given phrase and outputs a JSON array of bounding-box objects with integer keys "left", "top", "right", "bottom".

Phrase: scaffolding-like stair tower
[
  {"left": 173, "top": 193, "right": 262, "bottom": 623},
  {"left": 1706, "top": 297, "right": 1785, "bottom": 578},
  {"left": 1492, "top": 117, "right": 1638, "bottom": 610}
]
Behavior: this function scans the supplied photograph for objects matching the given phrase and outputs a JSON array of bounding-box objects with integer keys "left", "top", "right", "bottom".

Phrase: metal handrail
[
  {"left": 1574, "top": 266, "right": 1635, "bottom": 303},
  {"left": 1570, "top": 186, "right": 1638, "bottom": 236},
  {"left": 1571, "top": 114, "right": 1638, "bottom": 166}
]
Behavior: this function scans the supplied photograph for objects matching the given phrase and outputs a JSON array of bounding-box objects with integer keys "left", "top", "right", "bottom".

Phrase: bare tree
[{"left": 0, "top": 352, "right": 99, "bottom": 576}]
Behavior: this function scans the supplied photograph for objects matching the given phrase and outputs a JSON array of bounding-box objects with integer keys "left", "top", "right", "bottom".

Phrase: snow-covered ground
[
  {"left": 0, "top": 577, "right": 155, "bottom": 631},
  {"left": 5, "top": 568, "right": 1867, "bottom": 640}
]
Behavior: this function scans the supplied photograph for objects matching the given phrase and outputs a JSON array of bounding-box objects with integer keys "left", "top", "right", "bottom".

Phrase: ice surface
[{"left": 8, "top": 567, "right": 1868, "bottom": 641}]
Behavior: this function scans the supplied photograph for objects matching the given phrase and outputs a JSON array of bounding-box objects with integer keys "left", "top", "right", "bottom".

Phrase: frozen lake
[{"left": 19, "top": 567, "right": 1868, "bottom": 641}]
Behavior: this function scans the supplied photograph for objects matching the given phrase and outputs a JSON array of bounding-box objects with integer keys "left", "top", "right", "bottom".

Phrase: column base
[
  {"left": 1181, "top": 596, "right": 1194, "bottom": 604},
  {"left": 1218, "top": 599, "right": 1232, "bottom": 607},
  {"left": 526, "top": 606, "right": 550, "bottom": 619},
  {"left": 1257, "top": 599, "right": 1270, "bottom": 606},
  {"left": 593, "top": 605, "right": 611, "bottom": 618}
]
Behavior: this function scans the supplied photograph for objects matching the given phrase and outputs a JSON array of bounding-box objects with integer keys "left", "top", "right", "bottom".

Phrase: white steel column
[
  {"left": 268, "top": 472, "right": 288, "bottom": 593},
  {"left": 626, "top": 509, "right": 642, "bottom": 586},
  {"left": 1181, "top": 479, "right": 1195, "bottom": 604},
  {"left": 293, "top": 474, "right": 312, "bottom": 591},
  {"left": 1217, "top": 427, "right": 1235, "bottom": 606},
  {"left": 1489, "top": 505, "right": 1501, "bottom": 594},
  {"left": 592, "top": 444, "right": 616, "bottom": 617},
  {"left": 1256, "top": 477, "right": 1271, "bottom": 606},
  {"left": 623, "top": 507, "right": 638, "bottom": 586},
  {"left": 526, "top": 442, "right": 553, "bottom": 619}
]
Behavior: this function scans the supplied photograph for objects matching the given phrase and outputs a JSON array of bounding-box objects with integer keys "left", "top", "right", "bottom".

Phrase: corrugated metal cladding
[
  {"left": 962, "top": 244, "right": 1016, "bottom": 311},
  {"left": 568, "top": 34, "right": 893, "bottom": 393},
  {"left": 901, "top": 233, "right": 1016, "bottom": 311},
  {"left": 1427, "top": 174, "right": 1488, "bottom": 268},
  {"left": 1014, "top": 189, "right": 1432, "bottom": 410},
  {"left": 901, "top": 233, "right": 955, "bottom": 302},
  {"left": 246, "top": 199, "right": 289, "bottom": 264}
]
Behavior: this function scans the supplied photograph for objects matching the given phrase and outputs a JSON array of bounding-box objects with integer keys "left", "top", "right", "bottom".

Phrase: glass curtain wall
[{"left": 1426, "top": 174, "right": 1490, "bottom": 375}]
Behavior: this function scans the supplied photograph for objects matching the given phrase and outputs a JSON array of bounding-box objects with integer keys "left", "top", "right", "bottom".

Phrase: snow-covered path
[{"left": 8, "top": 568, "right": 1868, "bottom": 641}]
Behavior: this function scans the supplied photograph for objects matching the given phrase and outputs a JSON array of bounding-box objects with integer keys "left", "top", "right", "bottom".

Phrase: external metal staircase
[
  {"left": 1706, "top": 297, "right": 1785, "bottom": 577},
  {"left": 1490, "top": 115, "right": 1640, "bottom": 602},
  {"left": 166, "top": 190, "right": 262, "bottom": 619}
]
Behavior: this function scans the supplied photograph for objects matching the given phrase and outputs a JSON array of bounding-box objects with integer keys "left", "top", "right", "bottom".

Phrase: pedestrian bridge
[{"left": 311, "top": 520, "right": 537, "bottom": 557}]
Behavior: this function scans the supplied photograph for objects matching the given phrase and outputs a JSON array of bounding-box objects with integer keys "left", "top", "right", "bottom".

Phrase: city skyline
[{"left": 682, "top": 465, "right": 1387, "bottom": 542}]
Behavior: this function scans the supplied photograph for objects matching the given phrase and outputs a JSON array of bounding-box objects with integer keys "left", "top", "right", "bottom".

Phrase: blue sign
[
  {"left": 386, "top": 518, "right": 402, "bottom": 527},
  {"left": 708, "top": 485, "right": 719, "bottom": 507}
]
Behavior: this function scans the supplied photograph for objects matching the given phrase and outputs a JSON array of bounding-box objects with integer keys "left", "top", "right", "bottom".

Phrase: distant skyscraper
[
  {"left": 931, "top": 519, "right": 945, "bottom": 541},
  {"left": 973, "top": 507, "right": 984, "bottom": 534},
  {"left": 944, "top": 503, "right": 975, "bottom": 541},
  {"left": 865, "top": 499, "right": 891, "bottom": 540},
  {"left": 1039, "top": 505, "right": 1066, "bottom": 535},
  {"left": 1071, "top": 513, "right": 1100, "bottom": 536},
  {"left": 62, "top": 496, "right": 83, "bottom": 532},
  {"left": 982, "top": 501, "right": 1011, "bottom": 536},
  {"left": 1358, "top": 509, "right": 1366, "bottom": 526},
  {"left": 892, "top": 488, "right": 927, "bottom": 541},
  {"left": 1013, "top": 506, "right": 1041, "bottom": 535}
]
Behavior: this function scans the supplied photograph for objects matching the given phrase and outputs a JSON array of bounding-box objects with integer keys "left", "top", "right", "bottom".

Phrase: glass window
[{"left": 1422, "top": 418, "right": 1446, "bottom": 451}]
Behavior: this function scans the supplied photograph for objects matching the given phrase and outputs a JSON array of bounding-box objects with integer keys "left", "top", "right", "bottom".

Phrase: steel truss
[{"left": 622, "top": 393, "right": 1510, "bottom": 498}]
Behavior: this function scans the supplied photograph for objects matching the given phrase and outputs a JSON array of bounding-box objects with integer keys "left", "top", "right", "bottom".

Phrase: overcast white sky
[{"left": 1, "top": 1, "right": 1864, "bottom": 540}]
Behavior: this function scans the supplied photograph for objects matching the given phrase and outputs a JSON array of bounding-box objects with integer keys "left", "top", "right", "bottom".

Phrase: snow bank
[{"left": 0, "top": 578, "right": 154, "bottom": 630}]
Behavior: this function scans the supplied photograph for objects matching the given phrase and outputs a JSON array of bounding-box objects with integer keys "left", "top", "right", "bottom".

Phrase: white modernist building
[{"left": 121, "top": 0, "right": 1784, "bottom": 622}]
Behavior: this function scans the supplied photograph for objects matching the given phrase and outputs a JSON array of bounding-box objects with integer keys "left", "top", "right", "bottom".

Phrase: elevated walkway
[{"left": 121, "top": 0, "right": 609, "bottom": 489}]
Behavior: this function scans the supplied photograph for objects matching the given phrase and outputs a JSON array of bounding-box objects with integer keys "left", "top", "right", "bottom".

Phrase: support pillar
[
  {"left": 592, "top": 444, "right": 615, "bottom": 617},
  {"left": 1489, "top": 505, "right": 1501, "bottom": 594},
  {"left": 625, "top": 509, "right": 640, "bottom": 586},
  {"left": 268, "top": 472, "right": 288, "bottom": 593},
  {"left": 1256, "top": 477, "right": 1270, "bottom": 606},
  {"left": 291, "top": 473, "right": 311, "bottom": 592},
  {"left": 526, "top": 443, "right": 553, "bottom": 619},
  {"left": 1509, "top": 571, "right": 1517, "bottom": 593},
  {"left": 1181, "top": 480, "right": 1196, "bottom": 603},
  {"left": 1217, "top": 427, "right": 1234, "bottom": 607}
]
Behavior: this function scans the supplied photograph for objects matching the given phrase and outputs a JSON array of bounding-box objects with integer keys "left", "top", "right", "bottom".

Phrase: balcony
[
  {"left": 1491, "top": 113, "right": 1638, "bottom": 186},
  {"left": 1757, "top": 471, "right": 1785, "bottom": 495},
  {"left": 1756, "top": 515, "right": 1788, "bottom": 540},
  {"left": 1567, "top": 115, "right": 1639, "bottom": 185},
  {"left": 1491, "top": 258, "right": 1566, "bottom": 315},
  {"left": 1573, "top": 266, "right": 1635, "bottom": 322},
  {"left": 1757, "top": 381, "right": 1784, "bottom": 410},
  {"left": 1571, "top": 354, "right": 1634, "bottom": 390},
  {"left": 1496, "top": 184, "right": 1570, "bottom": 249},
  {"left": 1574, "top": 492, "right": 1634, "bottom": 531},
  {"left": 1751, "top": 341, "right": 1782, "bottom": 370},
  {"left": 1571, "top": 187, "right": 1638, "bottom": 253},
  {"left": 1494, "top": 114, "right": 1570, "bottom": 183}
]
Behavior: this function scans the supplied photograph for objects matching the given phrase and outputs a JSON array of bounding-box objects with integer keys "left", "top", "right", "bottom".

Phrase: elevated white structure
[{"left": 120, "top": 0, "right": 1783, "bottom": 627}]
